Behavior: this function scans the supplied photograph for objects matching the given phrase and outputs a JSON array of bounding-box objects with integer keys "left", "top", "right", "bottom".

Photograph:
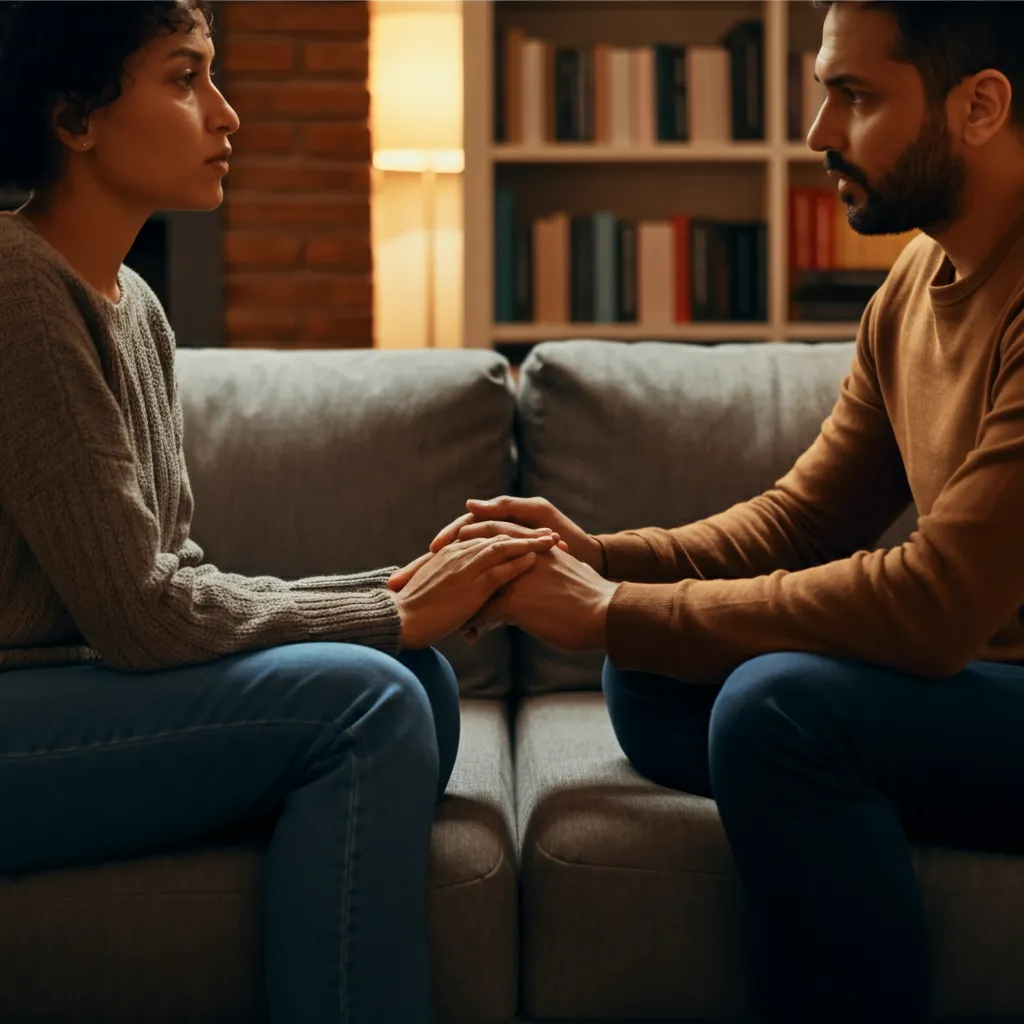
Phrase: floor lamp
[
  {"left": 370, "top": 0, "right": 463, "bottom": 348},
  {"left": 371, "top": 149, "right": 464, "bottom": 348}
]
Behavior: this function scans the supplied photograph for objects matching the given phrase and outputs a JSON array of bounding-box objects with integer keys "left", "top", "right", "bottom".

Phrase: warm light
[
  {"left": 372, "top": 149, "right": 465, "bottom": 174},
  {"left": 370, "top": 1, "right": 463, "bottom": 156}
]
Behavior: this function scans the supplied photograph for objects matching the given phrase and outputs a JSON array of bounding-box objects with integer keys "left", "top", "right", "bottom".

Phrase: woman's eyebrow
[{"left": 164, "top": 46, "right": 214, "bottom": 63}]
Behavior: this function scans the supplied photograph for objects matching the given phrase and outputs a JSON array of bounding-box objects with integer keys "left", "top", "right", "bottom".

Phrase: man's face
[{"left": 807, "top": 2, "right": 966, "bottom": 235}]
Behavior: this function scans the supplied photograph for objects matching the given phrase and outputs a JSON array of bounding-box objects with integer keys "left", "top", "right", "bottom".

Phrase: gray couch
[{"left": 2, "top": 340, "right": 1021, "bottom": 1023}]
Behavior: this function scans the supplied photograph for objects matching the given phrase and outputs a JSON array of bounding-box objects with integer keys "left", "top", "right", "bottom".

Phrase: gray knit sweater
[{"left": 0, "top": 209, "right": 402, "bottom": 673}]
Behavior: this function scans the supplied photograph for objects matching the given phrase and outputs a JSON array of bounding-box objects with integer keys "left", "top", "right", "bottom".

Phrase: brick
[
  {"left": 221, "top": 2, "right": 368, "bottom": 37},
  {"left": 223, "top": 39, "right": 295, "bottom": 75},
  {"left": 225, "top": 231, "right": 303, "bottom": 267},
  {"left": 302, "top": 41, "right": 368, "bottom": 77},
  {"left": 225, "top": 196, "right": 370, "bottom": 229},
  {"left": 225, "top": 308, "right": 301, "bottom": 344},
  {"left": 303, "top": 121, "right": 370, "bottom": 159},
  {"left": 227, "top": 161, "right": 370, "bottom": 193},
  {"left": 230, "top": 121, "right": 296, "bottom": 155},
  {"left": 227, "top": 273, "right": 372, "bottom": 307},
  {"left": 305, "top": 233, "right": 371, "bottom": 270},
  {"left": 228, "top": 81, "right": 368, "bottom": 119},
  {"left": 303, "top": 315, "right": 373, "bottom": 347}
]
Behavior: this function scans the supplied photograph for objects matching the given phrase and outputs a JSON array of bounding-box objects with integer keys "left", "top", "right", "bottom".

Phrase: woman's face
[{"left": 51, "top": 8, "right": 240, "bottom": 213}]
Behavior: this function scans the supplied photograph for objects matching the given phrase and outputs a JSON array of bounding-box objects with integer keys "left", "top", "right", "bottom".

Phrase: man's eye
[{"left": 844, "top": 87, "right": 863, "bottom": 103}]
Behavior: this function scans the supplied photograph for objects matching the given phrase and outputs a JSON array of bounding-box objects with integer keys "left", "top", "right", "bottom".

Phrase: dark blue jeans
[
  {"left": 603, "top": 651, "right": 1024, "bottom": 1024},
  {"left": 0, "top": 642, "right": 460, "bottom": 1024}
]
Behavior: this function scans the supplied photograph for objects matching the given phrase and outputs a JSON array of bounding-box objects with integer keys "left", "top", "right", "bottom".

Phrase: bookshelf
[{"left": 461, "top": 0, "right": 914, "bottom": 353}]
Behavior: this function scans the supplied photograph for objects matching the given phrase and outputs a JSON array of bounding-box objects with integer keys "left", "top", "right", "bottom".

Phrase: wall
[{"left": 219, "top": 1, "right": 373, "bottom": 348}]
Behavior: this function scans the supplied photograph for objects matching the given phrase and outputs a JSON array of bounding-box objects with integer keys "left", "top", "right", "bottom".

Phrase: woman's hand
[
  {"left": 434, "top": 496, "right": 604, "bottom": 571},
  {"left": 392, "top": 534, "right": 559, "bottom": 649}
]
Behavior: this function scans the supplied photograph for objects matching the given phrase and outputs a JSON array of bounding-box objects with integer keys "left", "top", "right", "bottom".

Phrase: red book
[
  {"left": 813, "top": 189, "right": 835, "bottom": 268},
  {"left": 789, "top": 187, "right": 815, "bottom": 270},
  {"left": 672, "top": 213, "right": 692, "bottom": 322}
]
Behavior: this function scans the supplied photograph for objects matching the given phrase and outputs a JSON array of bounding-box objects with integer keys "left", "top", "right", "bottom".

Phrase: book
[
  {"left": 724, "top": 20, "right": 764, "bottom": 140},
  {"left": 637, "top": 220, "right": 675, "bottom": 325},
  {"left": 617, "top": 220, "right": 638, "bottom": 322},
  {"left": 593, "top": 211, "right": 618, "bottom": 323},
  {"left": 494, "top": 187, "right": 516, "bottom": 322}
]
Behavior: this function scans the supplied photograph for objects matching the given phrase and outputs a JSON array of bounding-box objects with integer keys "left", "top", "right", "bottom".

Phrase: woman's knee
[{"left": 396, "top": 647, "right": 461, "bottom": 800}]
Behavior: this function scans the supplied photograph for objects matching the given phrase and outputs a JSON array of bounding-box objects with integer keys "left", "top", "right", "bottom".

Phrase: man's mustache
[{"left": 823, "top": 152, "right": 866, "bottom": 188}]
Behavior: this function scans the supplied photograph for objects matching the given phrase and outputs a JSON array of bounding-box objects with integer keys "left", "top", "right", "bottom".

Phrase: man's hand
[
  {"left": 393, "top": 534, "right": 559, "bottom": 650},
  {"left": 462, "top": 545, "right": 620, "bottom": 653},
  {"left": 392, "top": 496, "right": 604, "bottom": 588}
]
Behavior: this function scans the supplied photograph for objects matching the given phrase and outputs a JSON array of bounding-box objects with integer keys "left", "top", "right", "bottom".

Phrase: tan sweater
[
  {"left": 0, "top": 209, "right": 401, "bottom": 673},
  {"left": 598, "top": 208, "right": 1024, "bottom": 684}
]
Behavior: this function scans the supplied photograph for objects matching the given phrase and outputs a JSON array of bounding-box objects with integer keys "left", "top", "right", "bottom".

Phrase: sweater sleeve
[
  {"left": 0, "top": 299, "right": 401, "bottom": 672},
  {"left": 593, "top": 291, "right": 912, "bottom": 583},
  {"left": 605, "top": 311, "right": 1024, "bottom": 684}
]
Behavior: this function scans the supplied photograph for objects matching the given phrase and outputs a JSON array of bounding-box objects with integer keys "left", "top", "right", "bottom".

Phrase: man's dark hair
[
  {"left": 0, "top": 0, "right": 214, "bottom": 196},
  {"left": 814, "top": 1, "right": 1024, "bottom": 130}
]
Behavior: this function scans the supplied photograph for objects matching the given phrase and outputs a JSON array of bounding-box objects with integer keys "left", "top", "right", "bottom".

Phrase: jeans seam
[
  {"left": 0, "top": 719, "right": 343, "bottom": 762},
  {"left": 339, "top": 749, "right": 360, "bottom": 1024}
]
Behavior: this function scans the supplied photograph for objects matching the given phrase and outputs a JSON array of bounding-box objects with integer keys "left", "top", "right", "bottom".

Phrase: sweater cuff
[
  {"left": 292, "top": 586, "right": 402, "bottom": 655},
  {"left": 605, "top": 580, "right": 686, "bottom": 680},
  {"left": 288, "top": 566, "right": 399, "bottom": 592},
  {"left": 593, "top": 531, "right": 663, "bottom": 582}
]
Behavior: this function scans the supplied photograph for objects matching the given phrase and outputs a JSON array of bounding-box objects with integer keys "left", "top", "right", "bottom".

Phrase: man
[{"left": 394, "top": 2, "right": 1024, "bottom": 1021}]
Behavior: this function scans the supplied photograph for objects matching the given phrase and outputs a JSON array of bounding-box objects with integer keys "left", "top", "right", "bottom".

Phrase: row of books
[
  {"left": 495, "top": 22, "right": 765, "bottom": 146},
  {"left": 789, "top": 186, "right": 919, "bottom": 271},
  {"left": 494, "top": 189, "right": 767, "bottom": 325}
]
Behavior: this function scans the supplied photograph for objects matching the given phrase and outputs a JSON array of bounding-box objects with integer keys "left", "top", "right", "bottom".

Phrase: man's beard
[{"left": 825, "top": 110, "right": 966, "bottom": 235}]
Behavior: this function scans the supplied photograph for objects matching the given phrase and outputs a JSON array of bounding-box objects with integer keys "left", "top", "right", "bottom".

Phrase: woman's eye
[{"left": 179, "top": 69, "right": 215, "bottom": 89}]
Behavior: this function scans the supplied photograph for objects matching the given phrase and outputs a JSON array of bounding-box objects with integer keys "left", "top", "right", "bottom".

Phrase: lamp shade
[{"left": 370, "top": 1, "right": 464, "bottom": 162}]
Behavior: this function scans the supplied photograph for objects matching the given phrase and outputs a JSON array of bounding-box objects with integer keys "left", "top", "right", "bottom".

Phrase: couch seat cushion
[
  {"left": 0, "top": 699, "right": 517, "bottom": 1024},
  {"left": 516, "top": 691, "right": 1024, "bottom": 1021}
]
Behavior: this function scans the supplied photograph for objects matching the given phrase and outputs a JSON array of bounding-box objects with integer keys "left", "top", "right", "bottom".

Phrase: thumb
[{"left": 387, "top": 551, "right": 433, "bottom": 591}]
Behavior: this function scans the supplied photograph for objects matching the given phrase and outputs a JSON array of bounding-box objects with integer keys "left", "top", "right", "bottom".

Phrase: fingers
[
  {"left": 480, "top": 550, "right": 537, "bottom": 593},
  {"left": 430, "top": 512, "right": 477, "bottom": 553},
  {"left": 387, "top": 551, "right": 433, "bottom": 591},
  {"left": 466, "top": 494, "right": 550, "bottom": 527},
  {"left": 469, "top": 533, "right": 555, "bottom": 574},
  {"left": 457, "top": 520, "right": 557, "bottom": 543}
]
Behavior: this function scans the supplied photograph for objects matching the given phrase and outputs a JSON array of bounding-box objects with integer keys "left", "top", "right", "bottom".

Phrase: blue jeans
[
  {"left": 603, "top": 651, "right": 1024, "bottom": 1024},
  {"left": 0, "top": 642, "right": 460, "bottom": 1024}
]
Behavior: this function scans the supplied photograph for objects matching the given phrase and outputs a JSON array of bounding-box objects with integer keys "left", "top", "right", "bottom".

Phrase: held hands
[
  {"left": 387, "top": 496, "right": 617, "bottom": 651},
  {"left": 386, "top": 495, "right": 605, "bottom": 593},
  {"left": 392, "top": 534, "right": 559, "bottom": 650}
]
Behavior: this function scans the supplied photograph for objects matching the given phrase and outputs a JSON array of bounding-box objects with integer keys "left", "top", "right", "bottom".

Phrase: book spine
[
  {"left": 617, "top": 220, "right": 638, "bottom": 322},
  {"left": 514, "top": 224, "right": 533, "bottom": 321},
  {"left": 690, "top": 221, "right": 711, "bottom": 320},
  {"left": 814, "top": 189, "right": 835, "bottom": 269},
  {"left": 494, "top": 188, "right": 516, "bottom": 322},
  {"left": 570, "top": 216, "right": 594, "bottom": 322},
  {"left": 593, "top": 211, "right": 618, "bottom": 323},
  {"left": 672, "top": 214, "right": 691, "bottom": 322},
  {"left": 555, "top": 49, "right": 578, "bottom": 141}
]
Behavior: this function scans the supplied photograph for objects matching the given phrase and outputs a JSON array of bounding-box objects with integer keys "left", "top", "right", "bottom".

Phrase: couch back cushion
[
  {"left": 515, "top": 340, "right": 917, "bottom": 694},
  {"left": 174, "top": 348, "right": 516, "bottom": 697}
]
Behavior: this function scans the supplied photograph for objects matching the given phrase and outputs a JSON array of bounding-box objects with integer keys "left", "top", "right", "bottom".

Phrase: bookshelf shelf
[
  {"left": 462, "top": 1, "right": 901, "bottom": 352},
  {"left": 492, "top": 142, "right": 774, "bottom": 164},
  {"left": 493, "top": 322, "right": 773, "bottom": 343}
]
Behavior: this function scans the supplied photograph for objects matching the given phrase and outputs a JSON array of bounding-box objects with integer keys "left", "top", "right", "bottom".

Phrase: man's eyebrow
[
  {"left": 165, "top": 45, "right": 214, "bottom": 63},
  {"left": 815, "top": 71, "right": 873, "bottom": 88}
]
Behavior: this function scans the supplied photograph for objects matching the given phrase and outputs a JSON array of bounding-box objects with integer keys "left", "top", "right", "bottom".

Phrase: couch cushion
[
  {"left": 514, "top": 340, "right": 918, "bottom": 695},
  {"left": 0, "top": 698, "right": 517, "bottom": 1024},
  {"left": 175, "top": 349, "right": 516, "bottom": 697},
  {"left": 516, "top": 691, "right": 1024, "bottom": 1021}
]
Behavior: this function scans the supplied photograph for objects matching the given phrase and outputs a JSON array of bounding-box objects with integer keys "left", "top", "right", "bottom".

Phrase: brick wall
[{"left": 219, "top": 1, "right": 372, "bottom": 348}]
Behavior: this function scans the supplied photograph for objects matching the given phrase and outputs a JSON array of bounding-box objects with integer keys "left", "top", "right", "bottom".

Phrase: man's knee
[{"left": 709, "top": 652, "right": 840, "bottom": 784}]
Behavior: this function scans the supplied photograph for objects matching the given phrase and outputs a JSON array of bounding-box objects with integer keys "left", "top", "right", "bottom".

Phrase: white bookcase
[{"left": 461, "top": 0, "right": 863, "bottom": 351}]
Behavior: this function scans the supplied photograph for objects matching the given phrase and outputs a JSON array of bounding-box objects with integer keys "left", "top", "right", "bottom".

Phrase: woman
[{"left": 0, "top": 2, "right": 561, "bottom": 1021}]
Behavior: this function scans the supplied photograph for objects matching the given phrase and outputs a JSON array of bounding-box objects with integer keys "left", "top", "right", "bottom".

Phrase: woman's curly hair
[{"left": 0, "top": 0, "right": 214, "bottom": 196}]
